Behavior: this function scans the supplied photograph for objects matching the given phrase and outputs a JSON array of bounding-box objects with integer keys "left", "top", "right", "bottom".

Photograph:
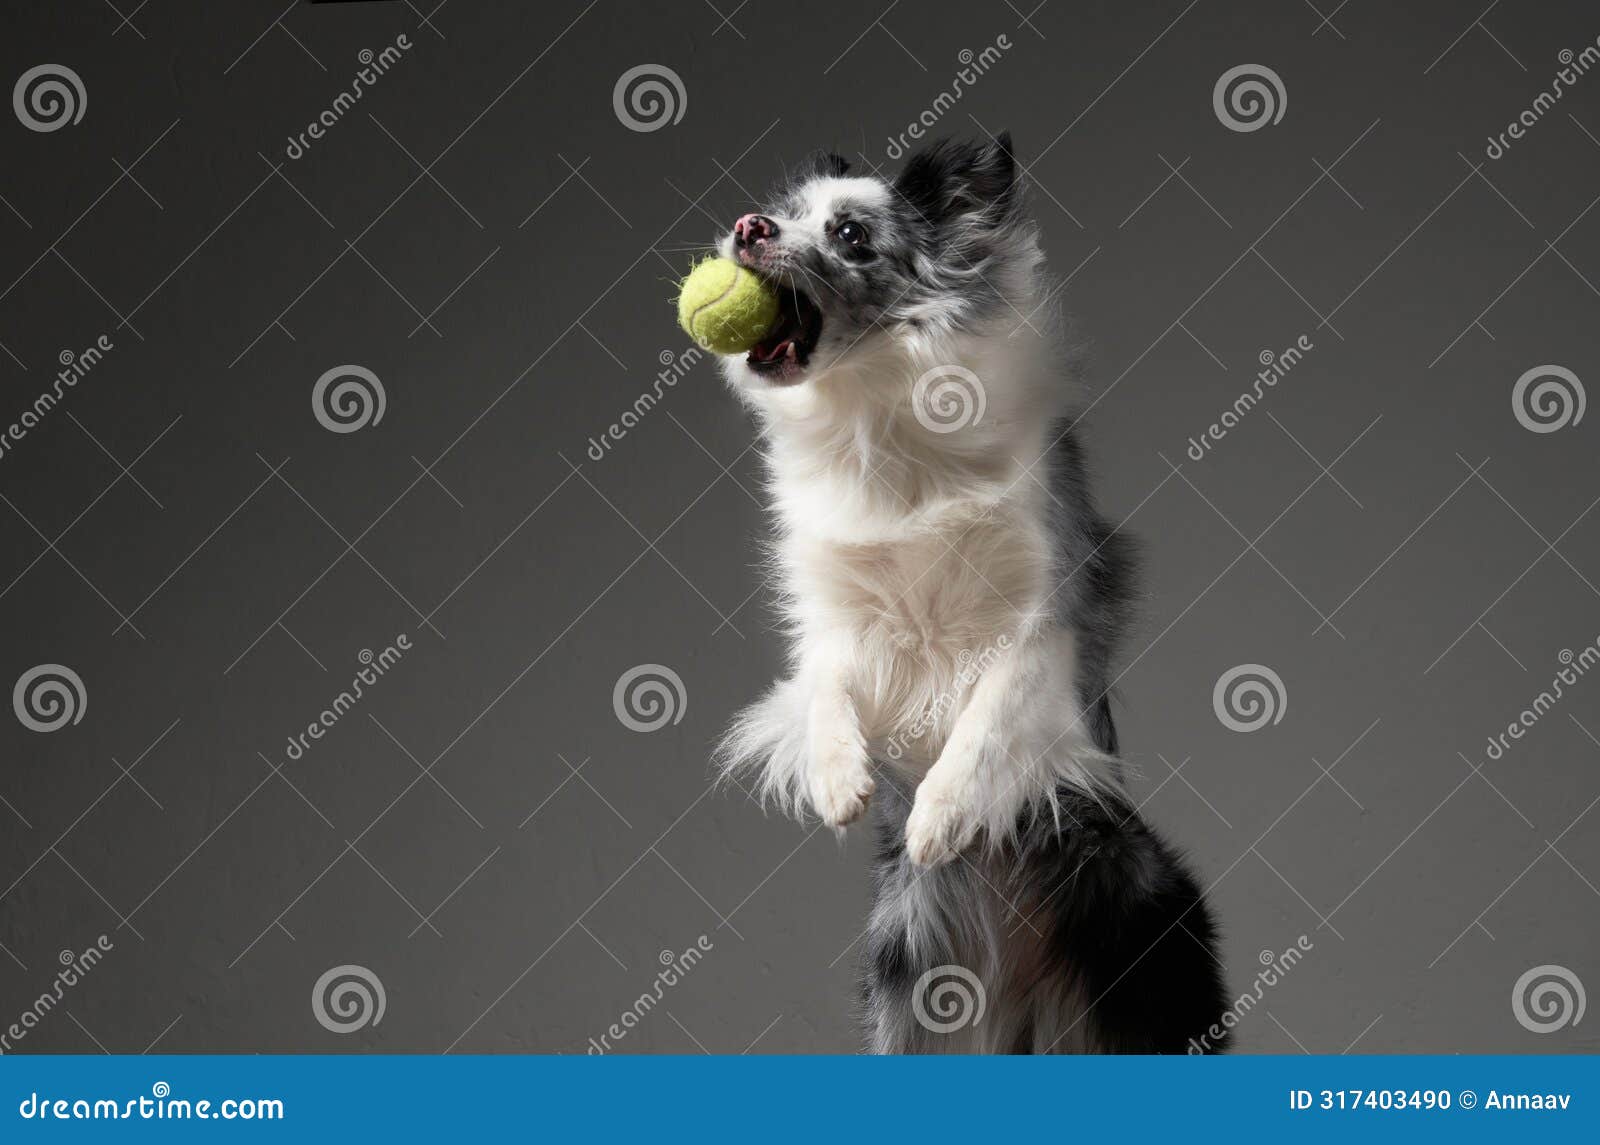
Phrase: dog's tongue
[{"left": 751, "top": 336, "right": 795, "bottom": 362}]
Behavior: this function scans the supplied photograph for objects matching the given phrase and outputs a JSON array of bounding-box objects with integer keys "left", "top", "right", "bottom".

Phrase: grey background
[{"left": 0, "top": 0, "right": 1597, "bottom": 1054}]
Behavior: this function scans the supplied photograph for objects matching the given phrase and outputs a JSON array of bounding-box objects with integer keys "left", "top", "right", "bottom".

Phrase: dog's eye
[{"left": 834, "top": 220, "right": 868, "bottom": 246}]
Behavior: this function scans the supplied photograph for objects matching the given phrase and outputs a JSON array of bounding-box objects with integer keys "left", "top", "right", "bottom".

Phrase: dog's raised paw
[
  {"left": 812, "top": 755, "right": 876, "bottom": 827},
  {"left": 904, "top": 787, "right": 978, "bottom": 867}
]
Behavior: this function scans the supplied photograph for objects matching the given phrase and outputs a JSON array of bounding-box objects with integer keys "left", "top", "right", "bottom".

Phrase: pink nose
[{"left": 733, "top": 213, "right": 777, "bottom": 247}]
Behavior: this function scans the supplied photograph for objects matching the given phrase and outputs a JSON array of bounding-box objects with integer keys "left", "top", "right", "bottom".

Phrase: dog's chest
[
  {"left": 811, "top": 519, "right": 1037, "bottom": 640},
  {"left": 785, "top": 503, "right": 1049, "bottom": 737}
]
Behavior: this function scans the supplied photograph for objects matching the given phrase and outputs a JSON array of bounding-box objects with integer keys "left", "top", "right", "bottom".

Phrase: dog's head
[{"left": 715, "top": 134, "right": 1036, "bottom": 389}]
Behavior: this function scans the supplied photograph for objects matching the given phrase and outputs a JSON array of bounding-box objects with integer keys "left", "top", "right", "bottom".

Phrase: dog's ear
[
  {"left": 797, "top": 151, "right": 851, "bottom": 180},
  {"left": 894, "top": 133, "right": 1018, "bottom": 230}
]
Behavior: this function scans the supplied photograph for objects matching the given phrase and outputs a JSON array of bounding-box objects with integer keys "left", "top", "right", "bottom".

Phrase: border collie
[{"left": 712, "top": 135, "right": 1228, "bottom": 1053}]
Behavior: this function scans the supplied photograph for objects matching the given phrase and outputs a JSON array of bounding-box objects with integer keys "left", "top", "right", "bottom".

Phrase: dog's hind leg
[
  {"left": 1014, "top": 788, "right": 1231, "bottom": 1053},
  {"left": 860, "top": 786, "right": 1026, "bottom": 1053}
]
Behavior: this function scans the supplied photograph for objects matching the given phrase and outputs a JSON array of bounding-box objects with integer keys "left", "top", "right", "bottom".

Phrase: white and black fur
[{"left": 712, "top": 136, "right": 1228, "bottom": 1053}]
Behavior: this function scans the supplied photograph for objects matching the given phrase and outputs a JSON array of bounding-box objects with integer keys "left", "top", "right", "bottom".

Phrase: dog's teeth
[{"left": 785, "top": 341, "right": 797, "bottom": 360}]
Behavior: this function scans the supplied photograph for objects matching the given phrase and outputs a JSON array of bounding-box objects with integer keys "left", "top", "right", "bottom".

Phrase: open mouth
[{"left": 746, "top": 284, "right": 822, "bottom": 382}]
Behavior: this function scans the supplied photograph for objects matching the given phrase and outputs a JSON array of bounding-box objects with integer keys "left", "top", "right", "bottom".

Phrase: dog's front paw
[
  {"left": 904, "top": 779, "right": 980, "bottom": 867},
  {"left": 813, "top": 759, "right": 876, "bottom": 827},
  {"left": 809, "top": 733, "right": 876, "bottom": 827}
]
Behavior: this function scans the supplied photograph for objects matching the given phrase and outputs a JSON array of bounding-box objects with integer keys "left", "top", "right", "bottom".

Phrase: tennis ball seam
[
  {"left": 676, "top": 258, "right": 779, "bottom": 354},
  {"left": 684, "top": 265, "right": 740, "bottom": 343}
]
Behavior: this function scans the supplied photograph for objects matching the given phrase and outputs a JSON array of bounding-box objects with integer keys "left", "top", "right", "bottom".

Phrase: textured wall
[{"left": 0, "top": 0, "right": 1596, "bottom": 1054}]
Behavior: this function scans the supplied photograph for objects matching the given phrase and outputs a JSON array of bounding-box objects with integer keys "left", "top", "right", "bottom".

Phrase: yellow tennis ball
[{"left": 676, "top": 258, "right": 778, "bottom": 355}]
